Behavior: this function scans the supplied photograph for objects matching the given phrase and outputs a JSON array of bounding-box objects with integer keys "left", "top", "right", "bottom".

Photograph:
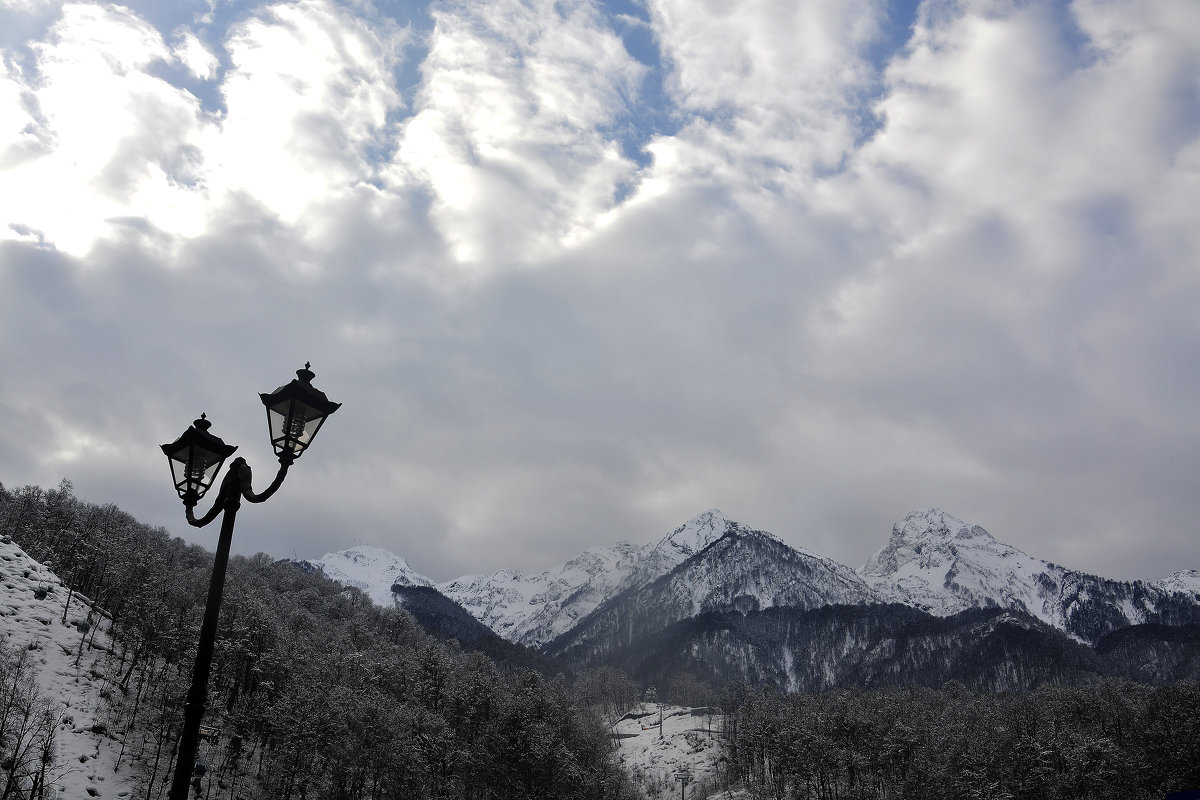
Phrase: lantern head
[
  {"left": 259, "top": 363, "right": 341, "bottom": 461},
  {"left": 160, "top": 414, "right": 238, "bottom": 504}
]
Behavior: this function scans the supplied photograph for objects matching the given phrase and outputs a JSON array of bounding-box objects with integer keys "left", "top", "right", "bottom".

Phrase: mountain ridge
[
  {"left": 309, "top": 507, "right": 1200, "bottom": 652},
  {"left": 861, "top": 507, "right": 1200, "bottom": 642}
]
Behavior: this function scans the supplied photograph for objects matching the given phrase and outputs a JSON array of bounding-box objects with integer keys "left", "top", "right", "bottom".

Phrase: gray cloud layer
[{"left": 1, "top": 0, "right": 1198, "bottom": 582}]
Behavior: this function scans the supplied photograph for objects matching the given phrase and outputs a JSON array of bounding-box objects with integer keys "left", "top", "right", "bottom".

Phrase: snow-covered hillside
[
  {"left": 436, "top": 540, "right": 642, "bottom": 646},
  {"left": 1155, "top": 568, "right": 1200, "bottom": 596},
  {"left": 0, "top": 534, "right": 135, "bottom": 799},
  {"left": 861, "top": 508, "right": 1065, "bottom": 620},
  {"left": 612, "top": 703, "right": 727, "bottom": 799}
]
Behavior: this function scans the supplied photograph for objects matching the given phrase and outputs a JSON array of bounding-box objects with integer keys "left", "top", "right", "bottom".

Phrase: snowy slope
[
  {"left": 1155, "top": 569, "right": 1200, "bottom": 596},
  {"left": 612, "top": 703, "right": 726, "bottom": 799},
  {"left": 861, "top": 508, "right": 1064, "bottom": 621},
  {"left": 310, "top": 510, "right": 736, "bottom": 647},
  {"left": 309, "top": 545, "right": 434, "bottom": 607},
  {"left": 0, "top": 535, "right": 136, "bottom": 799},
  {"left": 546, "top": 524, "right": 881, "bottom": 664},
  {"left": 440, "top": 509, "right": 734, "bottom": 646},
  {"left": 437, "top": 541, "right": 642, "bottom": 646},
  {"left": 860, "top": 508, "right": 1200, "bottom": 642}
]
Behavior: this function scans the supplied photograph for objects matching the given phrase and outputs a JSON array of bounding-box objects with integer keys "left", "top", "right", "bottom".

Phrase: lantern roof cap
[
  {"left": 259, "top": 363, "right": 341, "bottom": 415},
  {"left": 160, "top": 413, "right": 238, "bottom": 460}
]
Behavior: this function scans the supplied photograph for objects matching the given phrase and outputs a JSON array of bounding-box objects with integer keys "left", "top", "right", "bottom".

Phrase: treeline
[
  {"left": 722, "top": 680, "right": 1200, "bottom": 800},
  {"left": 0, "top": 481, "right": 638, "bottom": 800}
]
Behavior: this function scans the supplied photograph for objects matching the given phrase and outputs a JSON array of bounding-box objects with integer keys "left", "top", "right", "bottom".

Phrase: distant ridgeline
[{"left": 314, "top": 508, "right": 1200, "bottom": 693}]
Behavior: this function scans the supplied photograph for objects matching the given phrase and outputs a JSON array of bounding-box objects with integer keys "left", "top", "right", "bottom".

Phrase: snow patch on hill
[
  {"left": 0, "top": 535, "right": 135, "bottom": 799},
  {"left": 612, "top": 703, "right": 726, "bottom": 799}
]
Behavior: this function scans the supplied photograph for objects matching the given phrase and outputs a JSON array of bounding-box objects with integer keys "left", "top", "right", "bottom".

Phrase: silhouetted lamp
[
  {"left": 159, "top": 364, "right": 339, "bottom": 800},
  {"left": 160, "top": 414, "right": 238, "bottom": 504},
  {"left": 260, "top": 362, "right": 341, "bottom": 461}
]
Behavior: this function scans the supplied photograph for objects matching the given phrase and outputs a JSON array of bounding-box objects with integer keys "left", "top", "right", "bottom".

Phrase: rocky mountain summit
[
  {"left": 545, "top": 522, "right": 882, "bottom": 664},
  {"left": 861, "top": 508, "right": 1200, "bottom": 642},
  {"left": 304, "top": 545, "right": 433, "bottom": 607}
]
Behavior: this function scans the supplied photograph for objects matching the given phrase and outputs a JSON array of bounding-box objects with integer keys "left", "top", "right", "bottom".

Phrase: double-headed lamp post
[{"left": 159, "top": 364, "right": 340, "bottom": 800}]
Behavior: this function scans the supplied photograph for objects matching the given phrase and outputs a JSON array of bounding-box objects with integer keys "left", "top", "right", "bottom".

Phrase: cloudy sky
[{"left": 1, "top": 0, "right": 1198, "bottom": 583}]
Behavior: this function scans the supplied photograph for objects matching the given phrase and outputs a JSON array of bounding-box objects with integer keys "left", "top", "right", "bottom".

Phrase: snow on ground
[
  {"left": 612, "top": 703, "right": 737, "bottom": 800},
  {"left": 0, "top": 534, "right": 134, "bottom": 798}
]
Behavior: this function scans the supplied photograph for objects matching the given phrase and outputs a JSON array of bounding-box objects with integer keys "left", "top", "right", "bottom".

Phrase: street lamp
[{"left": 160, "top": 364, "right": 339, "bottom": 800}]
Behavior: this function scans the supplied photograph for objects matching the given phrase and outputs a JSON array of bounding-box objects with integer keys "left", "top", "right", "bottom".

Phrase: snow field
[
  {"left": 611, "top": 703, "right": 730, "bottom": 799},
  {"left": 0, "top": 535, "right": 134, "bottom": 799}
]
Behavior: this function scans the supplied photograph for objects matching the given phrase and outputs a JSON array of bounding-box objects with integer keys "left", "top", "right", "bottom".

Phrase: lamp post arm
[
  {"left": 184, "top": 466, "right": 245, "bottom": 528},
  {"left": 238, "top": 453, "right": 293, "bottom": 504}
]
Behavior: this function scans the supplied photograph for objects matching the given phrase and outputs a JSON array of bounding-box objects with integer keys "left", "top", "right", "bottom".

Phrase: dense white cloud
[
  {"left": 633, "top": 0, "right": 883, "bottom": 207},
  {"left": 0, "top": 0, "right": 1198, "bottom": 582},
  {"left": 395, "top": 0, "right": 644, "bottom": 266},
  {"left": 205, "top": 1, "right": 407, "bottom": 228},
  {"left": 0, "top": 3, "right": 207, "bottom": 251}
]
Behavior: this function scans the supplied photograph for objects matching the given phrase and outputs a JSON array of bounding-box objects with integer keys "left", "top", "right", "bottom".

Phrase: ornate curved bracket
[
  {"left": 239, "top": 452, "right": 293, "bottom": 504},
  {"left": 184, "top": 453, "right": 293, "bottom": 526}
]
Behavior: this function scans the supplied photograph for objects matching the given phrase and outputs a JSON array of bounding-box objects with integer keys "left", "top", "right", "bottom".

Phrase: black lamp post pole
[
  {"left": 167, "top": 488, "right": 240, "bottom": 800},
  {"left": 160, "top": 365, "right": 338, "bottom": 800},
  {"left": 166, "top": 456, "right": 292, "bottom": 800}
]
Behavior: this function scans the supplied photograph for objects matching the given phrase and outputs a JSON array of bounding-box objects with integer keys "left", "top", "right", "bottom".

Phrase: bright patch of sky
[{"left": 1, "top": 0, "right": 1199, "bottom": 585}]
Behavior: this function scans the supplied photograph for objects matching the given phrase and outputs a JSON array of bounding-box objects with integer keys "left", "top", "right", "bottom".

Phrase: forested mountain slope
[
  {"left": 0, "top": 480, "right": 638, "bottom": 800},
  {"left": 545, "top": 525, "right": 879, "bottom": 665}
]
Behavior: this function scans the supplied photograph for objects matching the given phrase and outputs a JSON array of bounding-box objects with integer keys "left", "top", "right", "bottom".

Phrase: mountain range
[{"left": 307, "top": 508, "right": 1200, "bottom": 690}]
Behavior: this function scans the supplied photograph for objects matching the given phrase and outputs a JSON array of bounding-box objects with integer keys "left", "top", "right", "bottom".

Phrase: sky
[{"left": 1, "top": 0, "right": 1198, "bottom": 584}]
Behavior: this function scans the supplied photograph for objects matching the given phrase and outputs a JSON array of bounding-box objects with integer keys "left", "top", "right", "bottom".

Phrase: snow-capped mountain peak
[
  {"left": 311, "top": 545, "right": 434, "bottom": 607},
  {"left": 862, "top": 508, "right": 994, "bottom": 576},
  {"left": 861, "top": 508, "right": 1068, "bottom": 623},
  {"left": 860, "top": 508, "right": 1200, "bottom": 642},
  {"left": 436, "top": 540, "right": 643, "bottom": 646},
  {"left": 1156, "top": 569, "right": 1200, "bottom": 596},
  {"left": 622, "top": 509, "right": 734, "bottom": 589},
  {"left": 659, "top": 508, "right": 733, "bottom": 556},
  {"left": 312, "top": 511, "right": 739, "bottom": 648}
]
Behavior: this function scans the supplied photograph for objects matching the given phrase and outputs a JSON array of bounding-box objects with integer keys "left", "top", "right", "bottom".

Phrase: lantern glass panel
[
  {"left": 164, "top": 442, "right": 226, "bottom": 498},
  {"left": 161, "top": 419, "right": 237, "bottom": 501},
  {"left": 266, "top": 399, "right": 327, "bottom": 456}
]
